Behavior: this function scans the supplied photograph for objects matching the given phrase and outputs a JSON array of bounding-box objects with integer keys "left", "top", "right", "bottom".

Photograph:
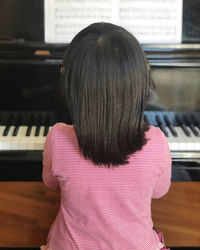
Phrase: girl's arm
[
  {"left": 152, "top": 136, "right": 172, "bottom": 199},
  {"left": 42, "top": 127, "right": 59, "bottom": 191}
]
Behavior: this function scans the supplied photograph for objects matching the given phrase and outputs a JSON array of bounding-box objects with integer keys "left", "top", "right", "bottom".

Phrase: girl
[{"left": 41, "top": 22, "right": 171, "bottom": 250}]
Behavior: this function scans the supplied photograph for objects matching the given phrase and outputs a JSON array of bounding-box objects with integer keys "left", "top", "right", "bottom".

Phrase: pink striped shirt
[{"left": 42, "top": 123, "right": 171, "bottom": 250}]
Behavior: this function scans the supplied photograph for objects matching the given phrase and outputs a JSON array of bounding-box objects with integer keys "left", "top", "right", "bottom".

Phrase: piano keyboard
[
  {"left": 0, "top": 125, "right": 52, "bottom": 150},
  {"left": 0, "top": 111, "right": 54, "bottom": 151},
  {"left": 144, "top": 111, "right": 200, "bottom": 159},
  {"left": 0, "top": 111, "right": 200, "bottom": 159}
]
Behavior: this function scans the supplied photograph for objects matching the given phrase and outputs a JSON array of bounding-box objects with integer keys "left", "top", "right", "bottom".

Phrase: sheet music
[
  {"left": 45, "top": 0, "right": 183, "bottom": 44},
  {"left": 118, "top": 0, "right": 183, "bottom": 43}
]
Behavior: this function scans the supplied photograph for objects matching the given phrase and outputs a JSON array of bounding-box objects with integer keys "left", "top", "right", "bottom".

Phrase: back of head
[{"left": 62, "top": 22, "right": 152, "bottom": 167}]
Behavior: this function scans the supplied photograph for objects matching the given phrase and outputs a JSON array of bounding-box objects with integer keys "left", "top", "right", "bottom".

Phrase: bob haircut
[{"left": 62, "top": 22, "right": 153, "bottom": 167}]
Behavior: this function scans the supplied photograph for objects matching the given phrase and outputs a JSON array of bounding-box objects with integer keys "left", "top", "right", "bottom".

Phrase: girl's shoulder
[
  {"left": 49, "top": 122, "right": 76, "bottom": 143},
  {"left": 50, "top": 122, "right": 74, "bottom": 134},
  {"left": 146, "top": 125, "right": 166, "bottom": 138},
  {"left": 145, "top": 126, "right": 169, "bottom": 148}
]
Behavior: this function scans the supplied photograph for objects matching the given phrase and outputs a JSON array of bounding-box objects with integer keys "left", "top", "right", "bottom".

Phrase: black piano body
[
  {"left": 0, "top": 41, "right": 66, "bottom": 180},
  {"left": 0, "top": 42, "right": 200, "bottom": 181},
  {"left": 1, "top": 2, "right": 200, "bottom": 250},
  {"left": 0, "top": 0, "right": 200, "bottom": 181}
]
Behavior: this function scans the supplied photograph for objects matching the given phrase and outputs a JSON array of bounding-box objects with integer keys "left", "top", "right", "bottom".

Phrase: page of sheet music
[{"left": 44, "top": 0, "right": 183, "bottom": 44}]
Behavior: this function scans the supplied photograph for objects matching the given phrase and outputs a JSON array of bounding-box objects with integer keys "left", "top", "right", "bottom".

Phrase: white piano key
[
  {"left": 185, "top": 126, "right": 198, "bottom": 151},
  {"left": 0, "top": 126, "right": 6, "bottom": 136},
  {"left": 35, "top": 126, "right": 45, "bottom": 150},
  {"left": 175, "top": 127, "right": 190, "bottom": 151},
  {"left": 11, "top": 126, "right": 28, "bottom": 150},
  {"left": 19, "top": 126, "right": 29, "bottom": 150},
  {"left": 192, "top": 126, "right": 200, "bottom": 151},
  {"left": 188, "top": 126, "right": 200, "bottom": 151},
  {"left": 165, "top": 126, "right": 178, "bottom": 151},
  {"left": 2, "top": 126, "right": 15, "bottom": 150},
  {"left": 0, "top": 126, "right": 6, "bottom": 150}
]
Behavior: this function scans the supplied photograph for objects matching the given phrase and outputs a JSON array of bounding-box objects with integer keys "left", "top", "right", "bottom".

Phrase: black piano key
[
  {"left": 44, "top": 126, "right": 49, "bottom": 136},
  {"left": 182, "top": 124, "right": 191, "bottom": 137},
  {"left": 163, "top": 115, "right": 178, "bottom": 137},
  {"left": 26, "top": 113, "right": 35, "bottom": 136},
  {"left": 3, "top": 126, "right": 10, "bottom": 136},
  {"left": 175, "top": 115, "right": 191, "bottom": 137},
  {"left": 26, "top": 126, "right": 32, "bottom": 136},
  {"left": 35, "top": 113, "right": 43, "bottom": 136},
  {"left": 35, "top": 127, "right": 40, "bottom": 136},
  {"left": 155, "top": 115, "right": 168, "bottom": 137},
  {"left": 191, "top": 114, "right": 200, "bottom": 129},
  {"left": 183, "top": 115, "right": 200, "bottom": 137},
  {"left": 44, "top": 113, "right": 51, "bottom": 136},
  {"left": 12, "top": 114, "right": 22, "bottom": 136},
  {"left": 190, "top": 126, "right": 200, "bottom": 137},
  {"left": 144, "top": 114, "right": 149, "bottom": 124},
  {"left": 13, "top": 126, "right": 20, "bottom": 136},
  {"left": 3, "top": 114, "right": 14, "bottom": 136},
  {"left": 168, "top": 124, "right": 178, "bottom": 137}
]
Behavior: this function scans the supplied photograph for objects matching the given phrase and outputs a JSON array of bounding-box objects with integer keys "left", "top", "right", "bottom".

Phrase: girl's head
[{"left": 62, "top": 22, "right": 153, "bottom": 167}]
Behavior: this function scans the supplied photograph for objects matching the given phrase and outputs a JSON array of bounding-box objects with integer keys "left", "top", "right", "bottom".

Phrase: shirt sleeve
[
  {"left": 152, "top": 134, "right": 172, "bottom": 199},
  {"left": 42, "top": 126, "right": 59, "bottom": 191}
]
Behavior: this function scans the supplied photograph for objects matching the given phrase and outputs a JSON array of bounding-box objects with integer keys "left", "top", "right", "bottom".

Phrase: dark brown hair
[{"left": 62, "top": 22, "right": 153, "bottom": 167}]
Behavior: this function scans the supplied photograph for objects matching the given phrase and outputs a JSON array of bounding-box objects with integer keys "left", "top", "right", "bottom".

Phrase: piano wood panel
[
  {"left": 0, "top": 182, "right": 200, "bottom": 247},
  {"left": 152, "top": 182, "right": 200, "bottom": 246},
  {"left": 0, "top": 182, "right": 60, "bottom": 247}
]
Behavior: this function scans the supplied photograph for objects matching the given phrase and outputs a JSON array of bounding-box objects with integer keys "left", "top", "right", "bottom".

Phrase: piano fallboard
[{"left": 0, "top": 150, "right": 200, "bottom": 182}]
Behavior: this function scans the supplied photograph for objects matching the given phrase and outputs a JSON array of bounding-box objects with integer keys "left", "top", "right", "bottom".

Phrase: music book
[{"left": 45, "top": 0, "right": 183, "bottom": 44}]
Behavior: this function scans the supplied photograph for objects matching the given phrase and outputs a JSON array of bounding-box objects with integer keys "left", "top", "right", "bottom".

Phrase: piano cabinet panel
[
  {"left": 0, "top": 182, "right": 60, "bottom": 247},
  {"left": 0, "top": 182, "right": 200, "bottom": 247},
  {"left": 152, "top": 182, "right": 200, "bottom": 247}
]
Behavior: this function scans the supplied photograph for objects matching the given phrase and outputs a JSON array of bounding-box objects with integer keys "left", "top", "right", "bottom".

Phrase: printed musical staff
[{"left": 45, "top": 0, "right": 182, "bottom": 44}]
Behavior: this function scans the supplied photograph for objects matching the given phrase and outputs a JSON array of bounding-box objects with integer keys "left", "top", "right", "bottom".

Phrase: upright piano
[
  {"left": 0, "top": 43, "right": 200, "bottom": 181},
  {"left": 0, "top": 0, "right": 200, "bottom": 181},
  {"left": 0, "top": 0, "right": 200, "bottom": 248}
]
